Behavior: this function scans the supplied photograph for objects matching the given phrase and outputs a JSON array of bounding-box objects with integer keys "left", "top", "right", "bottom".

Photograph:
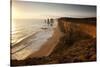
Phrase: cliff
[
  {"left": 58, "top": 17, "right": 96, "bottom": 37},
  {"left": 11, "top": 17, "right": 96, "bottom": 66}
]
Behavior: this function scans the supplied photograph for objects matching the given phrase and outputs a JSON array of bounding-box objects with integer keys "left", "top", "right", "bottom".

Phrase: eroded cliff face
[
  {"left": 57, "top": 17, "right": 96, "bottom": 38},
  {"left": 49, "top": 17, "right": 96, "bottom": 62}
]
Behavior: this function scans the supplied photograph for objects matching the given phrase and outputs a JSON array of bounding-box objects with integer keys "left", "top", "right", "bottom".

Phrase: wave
[
  {"left": 11, "top": 31, "right": 40, "bottom": 53},
  {"left": 11, "top": 28, "right": 53, "bottom": 54},
  {"left": 11, "top": 31, "right": 39, "bottom": 47}
]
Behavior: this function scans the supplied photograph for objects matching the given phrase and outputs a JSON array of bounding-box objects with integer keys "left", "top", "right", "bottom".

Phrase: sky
[{"left": 12, "top": 1, "right": 96, "bottom": 19}]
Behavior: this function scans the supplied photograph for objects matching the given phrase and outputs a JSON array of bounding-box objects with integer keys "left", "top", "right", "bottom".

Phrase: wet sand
[
  {"left": 11, "top": 21, "right": 61, "bottom": 60},
  {"left": 28, "top": 26, "right": 62, "bottom": 58}
]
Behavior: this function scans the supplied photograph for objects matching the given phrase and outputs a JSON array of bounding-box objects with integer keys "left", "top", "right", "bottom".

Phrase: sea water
[{"left": 11, "top": 19, "right": 44, "bottom": 46}]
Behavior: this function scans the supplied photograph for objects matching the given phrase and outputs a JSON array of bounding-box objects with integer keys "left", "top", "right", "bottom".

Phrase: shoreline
[
  {"left": 11, "top": 31, "right": 40, "bottom": 54},
  {"left": 11, "top": 24, "right": 61, "bottom": 60},
  {"left": 28, "top": 27, "right": 62, "bottom": 58}
]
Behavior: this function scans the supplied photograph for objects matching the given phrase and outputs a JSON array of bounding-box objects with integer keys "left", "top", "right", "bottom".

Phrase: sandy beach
[
  {"left": 28, "top": 25, "right": 62, "bottom": 58},
  {"left": 11, "top": 21, "right": 61, "bottom": 60}
]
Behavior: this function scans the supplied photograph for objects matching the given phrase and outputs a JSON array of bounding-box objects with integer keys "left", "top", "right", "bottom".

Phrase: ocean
[{"left": 11, "top": 19, "right": 45, "bottom": 46}]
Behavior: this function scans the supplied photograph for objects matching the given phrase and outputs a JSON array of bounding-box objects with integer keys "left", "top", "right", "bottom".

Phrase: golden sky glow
[{"left": 12, "top": 1, "right": 96, "bottom": 19}]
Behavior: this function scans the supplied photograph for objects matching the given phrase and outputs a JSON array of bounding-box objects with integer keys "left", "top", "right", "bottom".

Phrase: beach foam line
[
  {"left": 12, "top": 28, "right": 54, "bottom": 60},
  {"left": 11, "top": 31, "right": 40, "bottom": 47},
  {"left": 11, "top": 31, "right": 40, "bottom": 54}
]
